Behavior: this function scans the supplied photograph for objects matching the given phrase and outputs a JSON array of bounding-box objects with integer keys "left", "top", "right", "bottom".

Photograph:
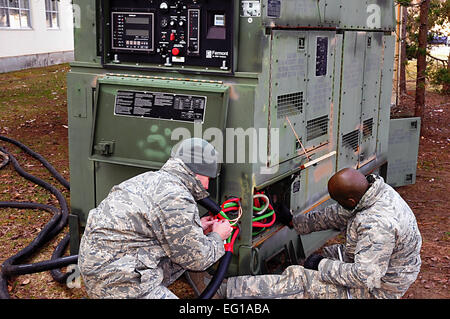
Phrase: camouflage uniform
[
  {"left": 78, "top": 158, "right": 225, "bottom": 299},
  {"left": 226, "top": 175, "right": 422, "bottom": 299}
]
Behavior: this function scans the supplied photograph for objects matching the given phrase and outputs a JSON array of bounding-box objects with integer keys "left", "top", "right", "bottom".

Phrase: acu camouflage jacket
[{"left": 293, "top": 175, "right": 422, "bottom": 298}]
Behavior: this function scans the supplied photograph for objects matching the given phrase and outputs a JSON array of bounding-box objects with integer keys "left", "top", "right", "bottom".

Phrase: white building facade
[{"left": 0, "top": 0, "right": 74, "bottom": 73}]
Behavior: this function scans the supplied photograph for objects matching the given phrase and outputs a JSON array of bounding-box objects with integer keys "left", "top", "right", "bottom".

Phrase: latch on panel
[{"left": 94, "top": 141, "right": 115, "bottom": 156}]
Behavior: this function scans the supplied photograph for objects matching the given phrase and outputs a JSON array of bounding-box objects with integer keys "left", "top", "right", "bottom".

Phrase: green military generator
[{"left": 67, "top": 0, "right": 420, "bottom": 276}]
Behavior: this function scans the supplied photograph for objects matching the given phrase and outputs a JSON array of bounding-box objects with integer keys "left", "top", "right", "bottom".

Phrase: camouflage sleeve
[
  {"left": 292, "top": 203, "right": 349, "bottom": 234},
  {"left": 318, "top": 215, "right": 396, "bottom": 290},
  {"left": 153, "top": 193, "right": 225, "bottom": 272}
]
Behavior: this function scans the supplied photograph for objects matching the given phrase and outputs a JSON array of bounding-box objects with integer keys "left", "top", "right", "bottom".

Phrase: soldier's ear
[
  {"left": 195, "top": 174, "right": 210, "bottom": 190},
  {"left": 339, "top": 197, "right": 357, "bottom": 210},
  {"left": 347, "top": 198, "right": 357, "bottom": 209}
]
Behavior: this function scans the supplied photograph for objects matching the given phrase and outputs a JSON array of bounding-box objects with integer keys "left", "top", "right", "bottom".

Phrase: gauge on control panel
[
  {"left": 111, "top": 12, "right": 155, "bottom": 52},
  {"left": 187, "top": 9, "right": 200, "bottom": 56},
  {"left": 160, "top": 2, "right": 169, "bottom": 11}
]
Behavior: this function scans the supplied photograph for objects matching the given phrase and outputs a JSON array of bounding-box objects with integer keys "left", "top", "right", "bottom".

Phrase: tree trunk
[
  {"left": 415, "top": 0, "right": 430, "bottom": 135},
  {"left": 399, "top": 5, "right": 408, "bottom": 95},
  {"left": 444, "top": 54, "right": 450, "bottom": 95}
]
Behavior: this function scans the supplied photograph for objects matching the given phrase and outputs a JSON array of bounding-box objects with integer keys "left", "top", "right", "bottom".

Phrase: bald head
[{"left": 328, "top": 168, "right": 369, "bottom": 210}]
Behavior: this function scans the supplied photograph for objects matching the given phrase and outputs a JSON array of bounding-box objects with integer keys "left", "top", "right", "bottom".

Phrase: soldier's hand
[
  {"left": 303, "top": 253, "right": 324, "bottom": 271},
  {"left": 273, "top": 202, "right": 293, "bottom": 228},
  {"left": 212, "top": 219, "right": 233, "bottom": 241},
  {"left": 200, "top": 215, "right": 215, "bottom": 235}
]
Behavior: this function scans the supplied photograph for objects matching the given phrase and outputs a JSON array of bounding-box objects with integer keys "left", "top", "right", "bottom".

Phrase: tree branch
[{"left": 427, "top": 52, "right": 448, "bottom": 65}]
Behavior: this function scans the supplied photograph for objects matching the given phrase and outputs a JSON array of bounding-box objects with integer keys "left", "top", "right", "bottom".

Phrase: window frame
[
  {"left": 45, "top": 0, "right": 60, "bottom": 30},
  {"left": 0, "top": 0, "right": 32, "bottom": 29}
]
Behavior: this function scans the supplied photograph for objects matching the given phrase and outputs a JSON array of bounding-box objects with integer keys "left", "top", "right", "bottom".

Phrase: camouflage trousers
[
  {"left": 83, "top": 259, "right": 184, "bottom": 299},
  {"left": 138, "top": 261, "right": 185, "bottom": 299},
  {"left": 143, "top": 285, "right": 178, "bottom": 299},
  {"left": 225, "top": 244, "right": 375, "bottom": 299},
  {"left": 83, "top": 272, "right": 181, "bottom": 299}
]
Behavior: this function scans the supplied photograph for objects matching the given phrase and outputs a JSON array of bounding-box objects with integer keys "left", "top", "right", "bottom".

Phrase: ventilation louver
[
  {"left": 306, "top": 115, "right": 329, "bottom": 141},
  {"left": 277, "top": 92, "right": 303, "bottom": 119},
  {"left": 362, "top": 118, "right": 374, "bottom": 139},
  {"left": 342, "top": 129, "right": 360, "bottom": 152}
]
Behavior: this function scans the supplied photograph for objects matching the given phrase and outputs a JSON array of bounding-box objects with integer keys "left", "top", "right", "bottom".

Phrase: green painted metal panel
[
  {"left": 359, "top": 32, "right": 383, "bottom": 167},
  {"left": 94, "top": 162, "right": 149, "bottom": 206},
  {"left": 72, "top": 0, "right": 100, "bottom": 65},
  {"left": 267, "top": 30, "right": 337, "bottom": 166},
  {"left": 67, "top": 72, "right": 97, "bottom": 228},
  {"left": 268, "top": 30, "right": 308, "bottom": 164},
  {"left": 304, "top": 31, "right": 336, "bottom": 150},
  {"left": 376, "top": 35, "right": 396, "bottom": 160},
  {"left": 236, "top": 4, "right": 264, "bottom": 73},
  {"left": 387, "top": 117, "right": 421, "bottom": 187},
  {"left": 262, "top": 0, "right": 326, "bottom": 27},
  {"left": 337, "top": 31, "right": 366, "bottom": 170},
  {"left": 90, "top": 76, "right": 230, "bottom": 169},
  {"left": 261, "top": 0, "right": 395, "bottom": 31},
  {"left": 337, "top": 31, "right": 390, "bottom": 172}
]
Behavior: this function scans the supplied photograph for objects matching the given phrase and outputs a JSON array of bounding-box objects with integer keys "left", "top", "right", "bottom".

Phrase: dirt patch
[{"left": 0, "top": 65, "right": 448, "bottom": 299}]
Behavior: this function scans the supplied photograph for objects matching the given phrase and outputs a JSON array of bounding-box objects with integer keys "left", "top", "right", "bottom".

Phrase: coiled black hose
[
  {"left": 0, "top": 146, "right": 69, "bottom": 240},
  {"left": 0, "top": 202, "right": 62, "bottom": 269},
  {"left": 49, "top": 234, "right": 74, "bottom": 283},
  {"left": 0, "top": 135, "right": 69, "bottom": 190},
  {"left": 0, "top": 202, "right": 62, "bottom": 299},
  {"left": 0, "top": 138, "right": 76, "bottom": 299},
  {"left": 4, "top": 254, "right": 78, "bottom": 277}
]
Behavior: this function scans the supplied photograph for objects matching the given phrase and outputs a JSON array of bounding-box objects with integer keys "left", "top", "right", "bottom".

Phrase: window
[
  {"left": 45, "top": 0, "right": 59, "bottom": 29},
  {"left": 0, "top": 0, "right": 31, "bottom": 28}
]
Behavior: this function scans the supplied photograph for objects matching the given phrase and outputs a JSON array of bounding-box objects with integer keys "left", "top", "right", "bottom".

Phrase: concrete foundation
[{"left": 0, "top": 50, "right": 74, "bottom": 73}]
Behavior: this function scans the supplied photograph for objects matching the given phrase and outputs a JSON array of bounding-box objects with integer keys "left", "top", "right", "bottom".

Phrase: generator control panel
[{"left": 103, "top": 0, "right": 234, "bottom": 71}]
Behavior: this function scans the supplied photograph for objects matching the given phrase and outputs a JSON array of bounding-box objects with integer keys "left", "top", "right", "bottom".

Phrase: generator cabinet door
[
  {"left": 386, "top": 117, "right": 421, "bottom": 187},
  {"left": 89, "top": 75, "right": 229, "bottom": 203}
]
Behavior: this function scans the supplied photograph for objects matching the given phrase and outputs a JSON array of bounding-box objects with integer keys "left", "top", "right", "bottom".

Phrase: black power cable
[
  {"left": 197, "top": 197, "right": 234, "bottom": 299},
  {"left": 0, "top": 138, "right": 76, "bottom": 299},
  {"left": 0, "top": 146, "right": 69, "bottom": 242},
  {"left": 0, "top": 135, "right": 69, "bottom": 190},
  {"left": 0, "top": 201, "right": 62, "bottom": 299}
]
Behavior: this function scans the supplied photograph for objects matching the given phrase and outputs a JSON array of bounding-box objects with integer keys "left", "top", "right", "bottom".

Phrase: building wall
[{"left": 0, "top": 0, "right": 74, "bottom": 72}]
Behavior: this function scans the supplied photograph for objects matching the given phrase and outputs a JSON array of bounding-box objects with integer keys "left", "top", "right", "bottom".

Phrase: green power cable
[{"left": 219, "top": 200, "right": 275, "bottom": 235}]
